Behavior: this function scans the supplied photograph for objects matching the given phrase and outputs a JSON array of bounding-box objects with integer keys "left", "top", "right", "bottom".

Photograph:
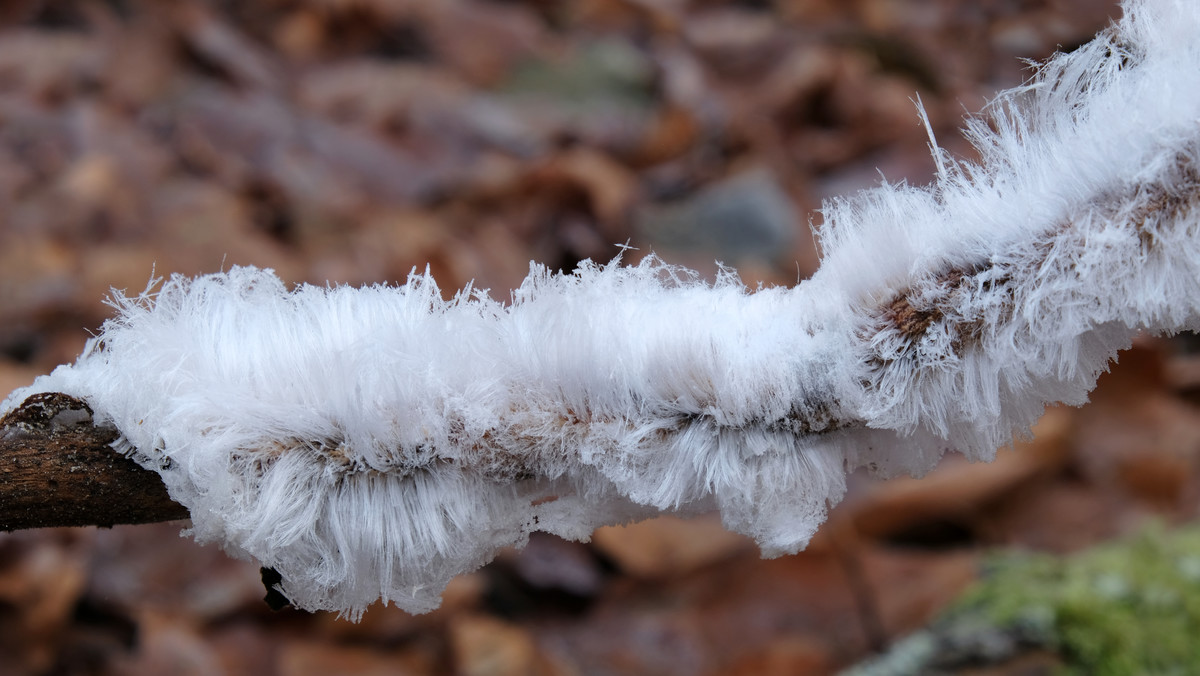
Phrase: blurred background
[{"left": 11, "top": 0, "right": 1200, "bottom": 674}]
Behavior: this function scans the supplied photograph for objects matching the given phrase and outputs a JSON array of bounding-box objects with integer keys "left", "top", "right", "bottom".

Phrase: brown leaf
[
  {"left": 0, "top": 530, "right": 92, "bottom": 675},
  {"left": 592, "top": 513, "right": 753, "bottom": 578},
  {"left": 849, "top": 408, "right": 1074, "bottom": 542},
  {"left": 449, "top": 614, "right": 562, "bottom": 676}
]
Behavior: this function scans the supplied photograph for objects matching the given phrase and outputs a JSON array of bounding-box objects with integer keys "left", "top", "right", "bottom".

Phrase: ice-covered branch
[{"left": 4, "top": 0, "right": 1200, "bottom": 618}]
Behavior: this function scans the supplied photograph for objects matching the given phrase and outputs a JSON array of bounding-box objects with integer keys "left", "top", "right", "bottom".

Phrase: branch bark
[{"left": 0, "top": 392, "right": 188, "bottom": 531}]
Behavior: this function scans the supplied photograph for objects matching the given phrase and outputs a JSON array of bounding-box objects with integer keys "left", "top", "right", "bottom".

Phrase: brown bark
[{"left": 0, "top": 392, "right": 188, "bottom": 531}]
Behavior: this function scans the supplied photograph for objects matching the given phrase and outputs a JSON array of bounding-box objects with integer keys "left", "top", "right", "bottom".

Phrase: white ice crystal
[{"left": 5, "top": 0, "right": 1200, "bottom": 618}]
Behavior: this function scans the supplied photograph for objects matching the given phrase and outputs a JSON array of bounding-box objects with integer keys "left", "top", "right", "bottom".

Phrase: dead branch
[{"left": 0, "top": 392, "right": 188, "bottom": 531}]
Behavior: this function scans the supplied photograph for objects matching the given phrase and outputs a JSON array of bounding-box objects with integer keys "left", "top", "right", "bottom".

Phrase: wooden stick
[{"left": 0, "top": 392, "right": 188, "bottom": 531}]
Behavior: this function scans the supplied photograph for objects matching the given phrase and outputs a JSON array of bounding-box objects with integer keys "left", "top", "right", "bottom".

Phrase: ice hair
[{"left": 5, "top": 0, "right": 1200, "bottom": 618}]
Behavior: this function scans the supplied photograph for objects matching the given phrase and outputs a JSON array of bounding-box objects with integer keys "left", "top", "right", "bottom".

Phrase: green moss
[
  {"left": 843, "top": 524, "right": 1200, "bottom": 676},
  {"left": 945, "top": 524, "right": 1200, "bottom": 675}
]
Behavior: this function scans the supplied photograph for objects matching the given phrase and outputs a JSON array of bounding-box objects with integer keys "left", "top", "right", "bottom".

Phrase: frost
[{"left": 5, "top": 0, "right": 1200, "bottom": 618}]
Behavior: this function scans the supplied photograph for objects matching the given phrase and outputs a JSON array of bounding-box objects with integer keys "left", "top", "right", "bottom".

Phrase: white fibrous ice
[{"left": 5, "top": 0, "right": 1200, "bottom": 618}]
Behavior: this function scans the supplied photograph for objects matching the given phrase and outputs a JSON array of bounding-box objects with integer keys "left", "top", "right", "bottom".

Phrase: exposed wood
[{"left": 0, "top": 392, "right": 188, "bottom": 531}]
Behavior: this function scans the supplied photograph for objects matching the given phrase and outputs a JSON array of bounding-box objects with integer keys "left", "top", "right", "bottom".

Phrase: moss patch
[{"left": 845, "top": 524, "right": 1200, "bottom": 675}]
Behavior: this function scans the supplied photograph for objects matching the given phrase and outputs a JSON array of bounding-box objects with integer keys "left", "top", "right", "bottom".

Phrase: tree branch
[{"left": 0, "top": 392, "right": 188, "bottom": 531}]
